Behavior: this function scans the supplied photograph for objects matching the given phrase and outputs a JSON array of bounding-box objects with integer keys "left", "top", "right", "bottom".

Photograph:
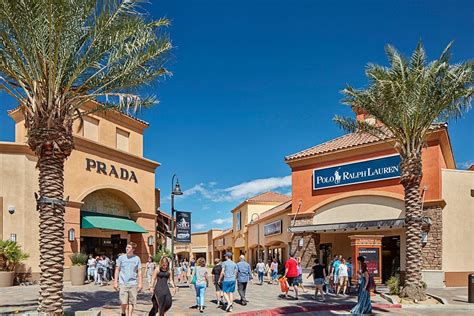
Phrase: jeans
[
  {"left": 258, "top": 272, "right": 264, "bottom": 283},
  {"left": 237, "top": 282, "right": 248, "bottom": 301},
  {"left": 195, "top": 283, "right": 206, "bottom": 306}
]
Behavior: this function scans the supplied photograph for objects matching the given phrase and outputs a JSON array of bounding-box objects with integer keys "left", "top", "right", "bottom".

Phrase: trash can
[{"left": 469, "top": 274, "right": 474, "bottom": 303}]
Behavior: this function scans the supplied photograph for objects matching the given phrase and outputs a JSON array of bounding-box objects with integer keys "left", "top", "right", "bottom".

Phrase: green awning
[{"left": 81, "top": 214, "right": 148, "bottom": 233}]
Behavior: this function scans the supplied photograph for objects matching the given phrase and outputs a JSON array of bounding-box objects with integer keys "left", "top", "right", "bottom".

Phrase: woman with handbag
[{"left": 191, "top": 257, "right": 209, "bottom": 313}]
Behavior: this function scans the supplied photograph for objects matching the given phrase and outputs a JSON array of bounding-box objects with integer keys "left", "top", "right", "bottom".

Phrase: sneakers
[
  {"left": 199, "top": 306, "right": 204, "bottom": 313},
  {"left": 225, "top": 304, "right": 233, "bottom": 312}
]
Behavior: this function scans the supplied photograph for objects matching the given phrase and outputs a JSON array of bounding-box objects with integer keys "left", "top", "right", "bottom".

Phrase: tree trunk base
[{"left": 400, "top": 284, "right": 426, "bottom": 301}]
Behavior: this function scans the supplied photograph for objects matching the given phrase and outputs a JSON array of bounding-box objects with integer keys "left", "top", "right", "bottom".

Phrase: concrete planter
[
  {"left": 70, "top": 265, "right": 86, "bottom": 286},
  {"left": 0, "top": 271, "right": 15, "bottom": 287}
]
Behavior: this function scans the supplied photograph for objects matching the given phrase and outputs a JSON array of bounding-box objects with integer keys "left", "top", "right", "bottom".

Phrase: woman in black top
[
  {"left": 211, "top": 258, "right": 224, "bottom": 307},
  {"left": 307, "top": 259, "right": 326, "bottom": 301},
  {"left": 149, "top": 257, "right": 177, "bottom": 316}
]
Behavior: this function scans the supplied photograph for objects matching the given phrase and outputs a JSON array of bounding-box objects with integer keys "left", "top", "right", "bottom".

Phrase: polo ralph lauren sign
[{"left": 313, "top": 155, "right": 401, "bottom": 190}]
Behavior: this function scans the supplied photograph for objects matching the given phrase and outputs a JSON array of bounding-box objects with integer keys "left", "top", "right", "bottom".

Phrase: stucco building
[
  {"left": 0, "top": 101, "right": 159, "bottom": 281},
  {"left": 285, "top": 111, "right": 474, "bottom": 287}
]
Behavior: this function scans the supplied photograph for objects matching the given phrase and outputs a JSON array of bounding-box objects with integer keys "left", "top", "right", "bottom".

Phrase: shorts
[
  {"left": 297, "top": 274, "right": 303, "bottom": 285},
  {"left": 214, "top": 282, "right": 222, "bottom": 292},
  {"left": 287, "top": 277, "right": 299, "bottom": 286},
  {"left": 119, "top": 285, "right": 138, "bottom": 305},
  {"left": 314, "top": 278, "right": 325, "bottom": 286},
  {"left": 338, "top": 276, "right": 348, "bottom": 286},
  {"left": 222, "top": 280, "right": 235, "bottom": 293}
]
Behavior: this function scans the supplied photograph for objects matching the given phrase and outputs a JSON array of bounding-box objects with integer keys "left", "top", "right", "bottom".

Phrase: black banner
[
  {"left": 358, "top": 247, "right": 380, "bottom": 277},
  {"left": 175, "top": 211, "right": 191, "bottom": 243}
]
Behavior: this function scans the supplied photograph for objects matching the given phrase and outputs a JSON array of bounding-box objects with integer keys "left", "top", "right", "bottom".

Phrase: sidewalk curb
[
  {"left": 231, "top": 303, "right": 401, "bottom": 316},
  {"left": 426, "top": 292, "right": 449, "bottom": 305}
]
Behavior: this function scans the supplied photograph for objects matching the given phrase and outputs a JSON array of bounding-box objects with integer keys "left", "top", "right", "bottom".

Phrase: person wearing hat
[{"left": 218, "top": 252, "right": 237, "bottom": 312}]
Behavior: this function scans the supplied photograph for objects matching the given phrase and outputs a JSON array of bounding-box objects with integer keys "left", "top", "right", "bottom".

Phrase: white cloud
[
  {"left": 219, "top": 175, "right": 291, "bottom": 201},
  {"left": 212, "top": 217, "right": 233, "bottom": 225},
  {"left": 179, "top": 175, "right": 292, "bottom": 203},
  {"left": 193, "top": 223, "right": 206, "bottom": 230},
  {"left": 458, "top": 161, "right": 474, "bottom": 169}
]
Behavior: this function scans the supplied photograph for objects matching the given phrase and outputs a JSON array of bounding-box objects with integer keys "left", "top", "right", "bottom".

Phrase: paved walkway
[
  {"left": 426, "top": 287, "right": 470, "bottom": 305},
  {"left": 1, "top": 279, "right": 391, "bottom": 315}
]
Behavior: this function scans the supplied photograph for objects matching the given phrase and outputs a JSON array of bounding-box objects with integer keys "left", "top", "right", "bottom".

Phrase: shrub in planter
[
  {"left": 387, "top": 276, "right": 400, "bottom": 295},
  {"left": 69, "top": 253, "right": 88, "bottom": 286},
  {"left": 0, "top": 240, "right": 29, "bottom": 287}
]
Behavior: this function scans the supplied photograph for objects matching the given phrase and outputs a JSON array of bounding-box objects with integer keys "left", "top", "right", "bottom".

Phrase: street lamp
[
  {"left": 170, "top": 174, "right": 183, "bottom": 269},
  {"left": 250, "top": 213, "right": 261, "bottom": 263}
]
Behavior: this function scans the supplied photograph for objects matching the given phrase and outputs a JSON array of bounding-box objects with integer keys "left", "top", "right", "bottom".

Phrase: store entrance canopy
[
  {"left": 288, "top": 218, "right": 405, "bottom": 234},
  {"left": 81, "top": 213, "right": 148, "bottom": 233}
]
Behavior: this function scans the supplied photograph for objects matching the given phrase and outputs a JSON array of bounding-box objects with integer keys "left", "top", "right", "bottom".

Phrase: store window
[
  {"left": 236, "top": 212, "right": 241, "bottom": 231},
  {"left": 83, "top": 116, "right": 99, "bottom": 142},
  {"left": 116, "top": 128, "right": 130, "bottom": 152}
]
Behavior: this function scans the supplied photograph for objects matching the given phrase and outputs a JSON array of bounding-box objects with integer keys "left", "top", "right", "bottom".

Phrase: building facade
[
  {"left": 0, "top": 101, "right": 159, "bottom": 281},
  {"left": 285, "top": 112, "right": 473, "bottom": 287}
]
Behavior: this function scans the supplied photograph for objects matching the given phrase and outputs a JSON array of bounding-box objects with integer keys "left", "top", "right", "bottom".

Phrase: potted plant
[
  {"left": 69, "top": 253, "right": 88, "bottom": 286},
  {"left": 0, "top": 240, "right": 29, "bottom": 287}
]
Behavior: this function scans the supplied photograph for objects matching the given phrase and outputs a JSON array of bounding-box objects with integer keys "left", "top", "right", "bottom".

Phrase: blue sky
[{"left": 1, "top": 0, "right": 473, "bottom": 232}]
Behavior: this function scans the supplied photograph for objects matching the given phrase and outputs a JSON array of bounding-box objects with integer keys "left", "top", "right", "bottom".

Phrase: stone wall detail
[
  {"left": 290, "top": 216, "right": 320, "bottom": 268},
  {"left": 421, "top": 205, "right": 442, "bottom": 270}
]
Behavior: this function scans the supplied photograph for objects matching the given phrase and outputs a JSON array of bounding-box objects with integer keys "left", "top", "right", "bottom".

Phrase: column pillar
[
  {"left": 349, "top": 235, "right": 383, "bottom": 284},
  {"left": 263, "top": 246, "right": 269, "bottom": 263}
]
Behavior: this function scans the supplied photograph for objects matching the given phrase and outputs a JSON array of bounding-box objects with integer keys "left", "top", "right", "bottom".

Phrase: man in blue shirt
[
  {"left": 114, "top": 242, "right": 142, "bottom": 316},
  {"left": 236, "top": 255, "right": 252, "bottom": 305},
  {"left": 219, "top": 252, "right": 237, "bottom": 312}
]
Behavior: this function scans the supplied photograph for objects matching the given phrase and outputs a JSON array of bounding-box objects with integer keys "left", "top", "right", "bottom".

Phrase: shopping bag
[
  {"left": 191, "top": 273, "right": 197, "bottom": 285},
  {"left": 279, "top": 277, "right": 289, "bottom": 292}
]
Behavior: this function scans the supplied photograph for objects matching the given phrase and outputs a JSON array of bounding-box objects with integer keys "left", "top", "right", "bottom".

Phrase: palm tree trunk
[
  {"left": 399, "top": 154, "right": 426, "bottom": 301},
  {"left": 37, "top": 148, "right": 66, "bottom": 314}
]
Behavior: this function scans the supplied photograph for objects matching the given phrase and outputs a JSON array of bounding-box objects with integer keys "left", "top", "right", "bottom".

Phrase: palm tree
[
  {"left": 0, "top": 0, "right": 171, "bottom": 313},
  {"left": 335, "top": 42, "right": 473, "bottom": 301}
]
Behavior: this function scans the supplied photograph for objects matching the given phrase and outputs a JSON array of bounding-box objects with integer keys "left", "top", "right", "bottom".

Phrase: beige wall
[
  {"left": 247, "top": 213, "right": 291, "bottom": 248},
  {"left": 442, "top": 169, "right": 474, "bottom": 272},
  {"left": 313, "top": 195, "right": 405, "bottom": 225},
  {"left": 0, "top": 147, "right": 39, "bottom": 274}
]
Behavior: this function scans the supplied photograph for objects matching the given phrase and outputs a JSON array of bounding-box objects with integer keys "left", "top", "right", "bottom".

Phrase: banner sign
[
  {"left": 358, "top": 247, "right": 380, "bottom": 277},
  {"left": 313, "top": 155, "right": 401, "bottom": 190},
  {"left": 175, "top": 211, "right": 191, "bottom": 243},
  {"left": 264, "top": 220, "right": 282, "bottom": 237}
]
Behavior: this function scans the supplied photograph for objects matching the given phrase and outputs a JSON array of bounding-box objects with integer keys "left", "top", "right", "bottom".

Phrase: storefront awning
[
  {"left": 288, "top": 218, "right": 405, "bottom": 233},
  {"left": 81, "top": 214, "right": 148, "bottom": 233}
]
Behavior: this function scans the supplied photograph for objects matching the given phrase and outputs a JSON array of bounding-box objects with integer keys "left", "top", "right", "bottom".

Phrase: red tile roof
[
  {"left": 247, "top": 191, "right": 291, "bottom": 203},
  {"left": 285, "top": 124, "right": 447, "bottom": 162}
]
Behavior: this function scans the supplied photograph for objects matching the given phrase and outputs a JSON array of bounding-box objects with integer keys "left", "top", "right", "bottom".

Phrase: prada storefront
[{"left": 0, "top": 101, "right": 159, "bottom": 281}]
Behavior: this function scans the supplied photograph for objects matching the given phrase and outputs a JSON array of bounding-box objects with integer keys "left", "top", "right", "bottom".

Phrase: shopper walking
[
  {"left": 149, "top": 257, "right": 177, "bottom": 316},
  {"left": 255, "top": 259, "right": 265, "bottom": 285},
  {"left": 192, "top": 258, "right": 209, "bottom": 313},
  {"left": 307, "top": 259, "right": 326, "bottom": 302},
  {"left": 347, "top": 257, "right": 353, "bottom": 294},
  {"left": 330, "top": 255, "right": 341, "bottom": 294},
  {"left": 219, "top": 252, "right": 237, "bottom": 312},
  {"left": 351, "top": 256, "right": 372, "bottom": 314},
  {"left": 337, "top": 258, "right": 349, "bottom": 296},
  {"left": 296, "top": 257, "right": 307, "bottom": 293},
  {"left": 284, "top": 254, "right": 299, "bottom": 300},
  {"left": 114, "top": 242, "right": 143, "bottom": 316},
  {"left": 99, "top": 255, "right": 109, "bottom": 285},
  {"left": 270, "top": 258, "right": 279, "bottom": 284},
  {"left": 86, "top": 255, "right": 96, "bottom": 283},
  {"left": 182, "top": 259, "right": 189, "bottom": 283},
  {"left": 146, "top": 256, "right": 156, "bottom": 290},
  {"left": 236, "top": 255, "right": 252, "bottom": 305},
  {"left": 211, "top": 258, "right": 224, "bottom": 307}
]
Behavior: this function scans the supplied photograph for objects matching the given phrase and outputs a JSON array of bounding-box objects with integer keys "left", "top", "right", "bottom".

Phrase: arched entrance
[{"left": 79, "top": 188, "right": 146, "bottom": 260}]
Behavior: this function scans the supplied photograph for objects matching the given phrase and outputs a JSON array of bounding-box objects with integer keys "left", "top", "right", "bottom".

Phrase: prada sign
[{"left": 86, "top": 158, "right": 138, "bottom": 183}]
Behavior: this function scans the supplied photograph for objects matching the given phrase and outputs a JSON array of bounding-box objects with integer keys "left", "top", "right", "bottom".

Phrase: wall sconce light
[
  {"left": 68, "top": 228, "right": 75, "bottom": 242},
  {"left": 421, "top": 231, "right": 428, "bottom": 245},
  {"left": 148, "top": 236, "right": 154, "bottom": 246},
  {"left": 10, "top": 234, "right": 17, "bottom": 242},
  {"left": 298, "top": 238, "right": 304, "bottom": 247},
  {"left": 8, "top": 205, "right": 15, "bottom": 215}
]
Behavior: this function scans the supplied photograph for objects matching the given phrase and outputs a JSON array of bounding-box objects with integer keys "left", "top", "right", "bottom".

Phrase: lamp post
[
  {"left": 250, "top": 213, "right": 261, "bottom": 264},
  {"left": 170, "top": 174, "right": 183, "bottom": 269}
]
